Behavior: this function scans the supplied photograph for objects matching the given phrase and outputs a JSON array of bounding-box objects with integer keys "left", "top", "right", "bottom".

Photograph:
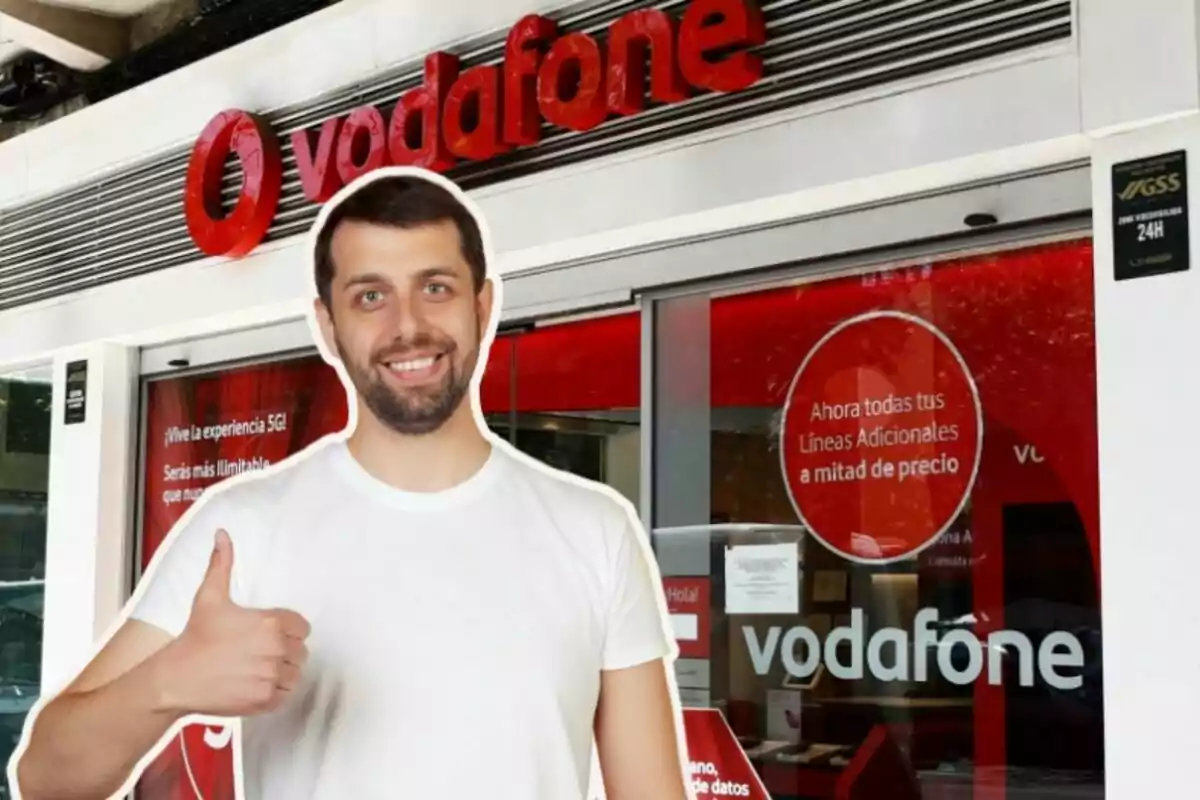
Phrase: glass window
[
  {"left": 136, "top": 356, "right": 348, "bottom": 799},
  {"left": 483, "top": 311, "right": 642, "bottom": 508},
  {"left": 138, "top": 357, "right": 349, "bottom": 572},
  {"left": 132, "top": 308, "right": 641, "bottom": 799},
  {"left": 0, "top": 365, "right": 51, "bottom": 800},
  {"left": 650, "top": 240, "right": 1103, "bottom": 798}
]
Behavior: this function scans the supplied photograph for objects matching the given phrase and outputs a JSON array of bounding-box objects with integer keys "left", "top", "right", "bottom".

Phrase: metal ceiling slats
[{"left": 0, "top": 0, "right": 1072, "bottom": 311}]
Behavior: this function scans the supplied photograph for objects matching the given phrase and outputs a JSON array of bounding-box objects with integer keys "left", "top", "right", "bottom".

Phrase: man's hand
[{"left": 153, "top": 530, "right": 311, "bottom": 717}]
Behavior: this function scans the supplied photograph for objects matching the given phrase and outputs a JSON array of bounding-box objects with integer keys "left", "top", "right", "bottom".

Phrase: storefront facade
[{"left": 0, "top": 0, "right": 1196, "bottom": 798}]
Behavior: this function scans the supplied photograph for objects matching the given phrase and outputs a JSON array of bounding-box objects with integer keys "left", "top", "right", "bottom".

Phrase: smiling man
[{"left": 12, "top": 170, "right": 689, "bottom": 800}]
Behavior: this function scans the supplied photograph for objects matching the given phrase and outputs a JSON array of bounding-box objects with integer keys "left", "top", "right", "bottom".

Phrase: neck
[{"left": 346, "top": 401, "right": 493, "bottom": 493}]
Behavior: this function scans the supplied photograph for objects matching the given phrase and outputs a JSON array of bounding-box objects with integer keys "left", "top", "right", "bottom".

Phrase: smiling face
[{"left": 314, "top": 217, "right": 493, "bottom": 436}]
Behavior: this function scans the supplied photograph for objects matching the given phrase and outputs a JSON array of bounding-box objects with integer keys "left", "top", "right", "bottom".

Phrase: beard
[{"left": 335, "top": 326, "right": 479, "bottom": 436}]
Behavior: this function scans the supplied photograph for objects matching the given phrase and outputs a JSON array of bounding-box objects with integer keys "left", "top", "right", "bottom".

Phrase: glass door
[{"left": 647, "top": 238, "right": 1104, "bottom": 799}]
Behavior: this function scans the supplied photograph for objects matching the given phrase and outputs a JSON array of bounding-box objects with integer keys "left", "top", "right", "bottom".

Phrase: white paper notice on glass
[{"left": 724, "top": 542, "right": 800, "bottom": 614}]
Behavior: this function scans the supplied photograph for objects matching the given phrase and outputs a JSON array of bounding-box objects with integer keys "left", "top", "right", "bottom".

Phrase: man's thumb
[{"left": 197, "top": 529, "right": 234, "bottom": 604}]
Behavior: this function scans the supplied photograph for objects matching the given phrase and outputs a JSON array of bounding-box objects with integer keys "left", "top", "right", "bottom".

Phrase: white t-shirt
[{"left": 130, "top": 437, "right": 676, "bottom": 800}]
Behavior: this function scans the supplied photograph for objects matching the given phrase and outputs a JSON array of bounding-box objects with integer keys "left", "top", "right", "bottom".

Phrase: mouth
[{"left": 378, "top": 352, "right": 447, "bottom": 385}]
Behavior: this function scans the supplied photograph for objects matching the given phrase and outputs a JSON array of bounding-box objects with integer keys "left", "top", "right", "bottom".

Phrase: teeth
[{"left": 387, "top": 356, "right": 436, "bottom": 373}]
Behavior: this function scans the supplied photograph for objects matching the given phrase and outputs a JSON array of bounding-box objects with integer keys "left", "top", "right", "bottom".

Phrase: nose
[{"left": 388, "top": 289, "right": 432, "bottom": 343}]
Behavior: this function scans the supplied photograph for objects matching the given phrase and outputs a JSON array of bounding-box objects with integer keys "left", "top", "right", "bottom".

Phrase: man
[{"left": 12, "top": 169, "right": 690, "bottom": 800}]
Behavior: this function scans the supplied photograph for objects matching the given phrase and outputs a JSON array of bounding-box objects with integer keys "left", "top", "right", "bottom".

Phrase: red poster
[
  {"left": 779, "top": 311, "right": 983, "bottom": 564},
  {"left": 137, "top": 357, "right": 347, "bottom": 800},
  {"left": 683, "top": 708, "right": 770, "bottom": 800},
  {"left": 663, "top": 577, "right": 711, "bottom": 659}
]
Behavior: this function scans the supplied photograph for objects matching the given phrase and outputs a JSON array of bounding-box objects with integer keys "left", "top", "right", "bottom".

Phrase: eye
[
  {"left": 357, "top": 289, "right": 385, "bottom": 307},
  {"left": 425, "top": 282, "right": 451, "bottom": 296}
]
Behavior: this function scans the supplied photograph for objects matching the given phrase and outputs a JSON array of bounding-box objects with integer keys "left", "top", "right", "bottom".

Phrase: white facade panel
[
  {"left": 40, "top": 343, "right": 136, "bottom": 692},
  {"left": 1079, "top": 0, "right": 1200, "bottom": 134},
  {"left": 483, "top": 51, "right": 1085, "bottom": 262},
  {"left": 0, "top": 48, "right": 1086, "bottom": 368},
  {"left": 1091, "top": 113, "right": 1200, "bottom": 800}
]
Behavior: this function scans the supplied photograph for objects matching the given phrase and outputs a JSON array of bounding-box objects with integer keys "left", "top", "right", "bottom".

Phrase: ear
[
  {"left": 312, "top": 296, "right": 341, "bottom": 361},
  {"left": 476, "top": 278, "right": 496, "bottom": 333}
]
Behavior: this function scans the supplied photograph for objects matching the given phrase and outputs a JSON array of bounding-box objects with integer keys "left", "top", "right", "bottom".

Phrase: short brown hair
[{"left": 313, "top": 174, "right": 486, "bottom": 307}]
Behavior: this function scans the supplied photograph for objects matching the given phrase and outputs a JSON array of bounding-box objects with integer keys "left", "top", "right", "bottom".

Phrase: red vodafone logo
[
  {"left": 779, "top": 311, "right": 982, "bottom": 565},
  {"left": 177, "top": 724, "right": 234, "bottom": 799},
  {"left": 184, "top": 109, "right": 282, "bottom": 258}
]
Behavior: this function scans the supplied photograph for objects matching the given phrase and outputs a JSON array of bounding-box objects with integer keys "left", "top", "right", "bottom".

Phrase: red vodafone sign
[
  {"left": 683, "top": 709, "right": 770, "bottom": 799},
  {"left": 184, "top": 0, "right": 766, "bottom": 257},
  {"left": 779, "top": 311, "right": 983, "bottom": 564}
]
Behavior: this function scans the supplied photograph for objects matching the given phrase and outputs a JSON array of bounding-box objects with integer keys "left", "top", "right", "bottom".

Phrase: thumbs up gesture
[{"left": 156, "top": 530, "right": 311, "bottom": 718}]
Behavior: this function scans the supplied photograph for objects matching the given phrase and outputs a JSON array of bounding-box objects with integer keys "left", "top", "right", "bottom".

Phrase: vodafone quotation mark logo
[
  {"left": 779, "top": 311, "right": 983, "bottom": 564},
  {"left": 184, "top": 109, "right": 282, "bottom": 258},
  {"left": 178, "top": 724, "right": 233, "bottom": 800},
  {"left": 203, "top": 726, "right": 232, "bottom": 749}
]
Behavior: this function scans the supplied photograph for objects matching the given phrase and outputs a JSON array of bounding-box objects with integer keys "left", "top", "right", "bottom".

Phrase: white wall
[
  {"left": 1091, "top": 113, "right": 1200, "bottom": 799},
  {"left": 1079, "top": 0, "right": 1200, "bottom": 134},
  {"left": 40, "top": 343, "right": 136, "bottom": 691}
]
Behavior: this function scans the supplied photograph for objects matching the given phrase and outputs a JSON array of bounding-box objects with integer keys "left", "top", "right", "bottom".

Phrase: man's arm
[
  {"left": 14, "top": 620, "right": 186, "bottom": 800},
  {"left": 13, "top": 528, "right": 310, "bottom": 800},
  {"left": 594, "top": 659, "right": 690, "bottom": 800},
  {"left": 589, "top": 497, "right": 688, "bottom": 797}
]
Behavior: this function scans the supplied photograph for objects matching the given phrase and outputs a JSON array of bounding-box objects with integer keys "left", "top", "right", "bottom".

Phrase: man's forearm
[{"left": 17, "top": 648, "right": 186, "bottom": 800}]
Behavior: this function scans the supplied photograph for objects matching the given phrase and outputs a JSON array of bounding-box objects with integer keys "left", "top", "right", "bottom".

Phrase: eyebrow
[
  {"left": 416, "top": 266, "right": 463, "bottom": 281},
  {"left": 340, "top": 267, "right": 463, "bottom": 289},
  {"left": 341, "top": 272, "right": 388, "bottom": 289}
]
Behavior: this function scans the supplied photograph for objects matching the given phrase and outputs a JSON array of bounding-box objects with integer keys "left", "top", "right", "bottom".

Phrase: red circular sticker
[{"left": 780, "top": 311, "right": 982, "bottom": 564}]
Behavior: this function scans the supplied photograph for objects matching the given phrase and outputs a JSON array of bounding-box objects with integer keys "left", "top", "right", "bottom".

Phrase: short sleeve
[
  {"left": 128, "top": 491, "right": 249, "bottom": 638},
  {"left": 601, "top": 509, "right": 677, "bottom": 671}
]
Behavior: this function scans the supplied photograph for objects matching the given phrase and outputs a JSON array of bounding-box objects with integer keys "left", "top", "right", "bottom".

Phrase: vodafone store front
[
  {"left": 13, "top": 0, "right": 1190, "bottom": 796},
  {"left": 129, "top": 236, "right": 1103, "bottom": 800}
]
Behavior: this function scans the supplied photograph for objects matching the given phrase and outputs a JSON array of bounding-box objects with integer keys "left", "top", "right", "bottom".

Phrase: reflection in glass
[{"left": 0, "top": 366, "right": 51, "bottom": 799}]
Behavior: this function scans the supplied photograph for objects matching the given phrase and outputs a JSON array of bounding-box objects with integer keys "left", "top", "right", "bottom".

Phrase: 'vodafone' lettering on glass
[{"left": 743, "top": 608, "right": 1086, "bottom": 691}]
